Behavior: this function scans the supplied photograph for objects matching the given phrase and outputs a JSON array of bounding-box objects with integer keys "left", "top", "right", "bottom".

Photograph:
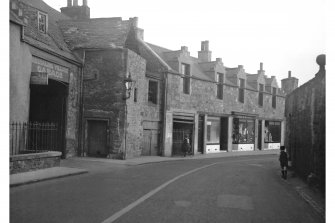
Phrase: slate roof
[
  {"left": 146, "top": 42, "right": 212, "bottom": 81},
  {"left": 12, "top": 0, "right": 78, "bottom": 61},
  {"left": 58, "top": 18, "right": 132, "bottom": 50}
]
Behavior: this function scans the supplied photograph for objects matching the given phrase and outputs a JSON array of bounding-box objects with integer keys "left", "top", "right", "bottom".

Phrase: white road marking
[{"left": 101, "top": 157, "right": 273, "bottom": 223}]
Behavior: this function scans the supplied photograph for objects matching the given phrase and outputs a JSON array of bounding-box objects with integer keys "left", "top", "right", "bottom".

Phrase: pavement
[{"left": 9, "top": 149, "right": 325, "bottom": 219}]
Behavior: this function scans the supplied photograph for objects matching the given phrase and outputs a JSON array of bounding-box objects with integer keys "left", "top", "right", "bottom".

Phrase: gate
[{"left": 172, "top": 129, "right": 192, "bottom": 155}]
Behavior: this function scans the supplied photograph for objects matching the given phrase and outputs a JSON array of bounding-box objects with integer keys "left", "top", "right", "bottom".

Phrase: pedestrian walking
[
  {"left": 182, "top": 135, "right": 191, "bottom": 157},
  {"left": 279, "top": 146, "right": 288, "bottom": 179}
]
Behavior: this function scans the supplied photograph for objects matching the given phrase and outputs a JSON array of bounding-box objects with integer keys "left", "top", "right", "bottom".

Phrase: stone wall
[
  {"left": 10, "top": 22, "right": 31, "bottom": 123},
  {"left": 167, "top": 74, "right": 285, "bottom": 119},
  {"left": 83, "top": 48, "right": 147, "bottom": 158},
  {"left": 10, "top": 152, "right": 62, "bottom": 174},
  {"left": 285, "top": 57, "right": 325, "bottom": 192},
  {"left": 125, "top": 50, "right": 147, "bottom": 158},
  {"left": 83, "top": 49, "right": 126, "bottom": 157}
]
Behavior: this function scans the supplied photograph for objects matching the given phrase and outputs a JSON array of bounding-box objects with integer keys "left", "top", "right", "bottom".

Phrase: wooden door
[
  {"left": 87, "top": 120, "right": 107, "bottom": 157},
  {"left": 142, "top": 130, "right": 159, "bottom": 156}
]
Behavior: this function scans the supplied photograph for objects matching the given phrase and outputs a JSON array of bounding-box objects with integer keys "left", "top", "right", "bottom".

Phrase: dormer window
[{"left": 38, "top": 11, "right": 48, "bottom": 33}]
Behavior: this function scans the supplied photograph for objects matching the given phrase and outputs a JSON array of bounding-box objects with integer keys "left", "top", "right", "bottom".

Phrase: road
[{"left": 10, "top": 155, "right": 324, "bottom": 223}]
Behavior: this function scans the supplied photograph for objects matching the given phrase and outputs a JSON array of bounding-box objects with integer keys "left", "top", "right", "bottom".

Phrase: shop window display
[
  {"left": 264, "top": 121, "right": 281, "bottom": 143},
  {"left": 232, "top": 118, "right": 255, "bottom": 144},
  {"left": 207, "top": 118, "right": 220, "bottom": 144}
]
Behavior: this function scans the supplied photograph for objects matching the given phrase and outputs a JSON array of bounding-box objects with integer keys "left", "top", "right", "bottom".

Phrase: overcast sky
[{"left": 44, "top": 0, "right": 326, "bottom": 86}]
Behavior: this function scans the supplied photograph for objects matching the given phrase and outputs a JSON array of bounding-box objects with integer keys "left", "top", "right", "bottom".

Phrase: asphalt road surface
[{"left": 10, "top": 155, "right": 324, "bottom": 223}]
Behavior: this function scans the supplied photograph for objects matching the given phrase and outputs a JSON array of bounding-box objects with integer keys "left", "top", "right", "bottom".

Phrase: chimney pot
[
  {"left": 83, "top": 0, "right": 87, "bottom": 6},
  {"left": 73, "top": 0, "right": 78, "bottom": 6},
  {"left": 238, "top": 65, "right": 244, "bottom": 69},
  {"left": 67, "top": 0, "right": 72, "bottom": 7},
  {"left": 288, "top": 71, "right": 291, "bottom": 78},
  {"left": 216, "top": 58, "right": 222, "bottom": 62},
  {"left": 201, "top": 40, "right": 209, "bottom": 51},
  {"left": 260, "top": 62, "right": 263, "bottom": 71}
]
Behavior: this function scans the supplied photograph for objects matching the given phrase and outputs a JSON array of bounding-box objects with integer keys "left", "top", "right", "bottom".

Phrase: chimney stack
[
  {"left": 281, "top": 71, "right": 299, "bottom": 95},
  {"left": 61, "top": 0, "right": 90, "bottom": 20},
  {"left": 198, "top": 40, "right": 212, "bottom": 62},
  {"left": 258, "top": 62, "right": 265, "bottom": 75}
]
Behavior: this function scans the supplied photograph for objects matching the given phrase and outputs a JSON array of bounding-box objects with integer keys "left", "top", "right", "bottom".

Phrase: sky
[{"left": 43, "top": 0, "right": 327, "bottom": 87}]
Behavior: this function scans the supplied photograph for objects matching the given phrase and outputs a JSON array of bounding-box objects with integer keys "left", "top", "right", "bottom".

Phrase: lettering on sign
[
  {"left": 30, "top": 72, "right": 48, "bottom": 85},
  {"left": 31, "top": 57, "right": 70, "bottom": 83}
]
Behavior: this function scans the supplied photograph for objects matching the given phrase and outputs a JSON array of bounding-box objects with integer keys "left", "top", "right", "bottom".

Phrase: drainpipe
[{"left": 79, "top": 50, "right": 85, "bottom": 156}]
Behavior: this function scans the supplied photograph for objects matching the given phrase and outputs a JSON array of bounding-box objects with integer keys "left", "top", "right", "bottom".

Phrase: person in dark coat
[
  {"left": 279, "top": 146, "right": 289, "bottom": 179},
  {"left": 182, "top": 135, "right": 191, "bottom": 157}
]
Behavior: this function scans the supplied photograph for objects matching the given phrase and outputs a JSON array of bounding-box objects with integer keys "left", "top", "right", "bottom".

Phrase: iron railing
[{"left": 10, "top": 122, "right": 59, "bottom": 155}]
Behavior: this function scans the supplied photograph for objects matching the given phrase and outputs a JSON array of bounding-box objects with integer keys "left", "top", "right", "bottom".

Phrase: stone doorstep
[{"left": 10, "top": 151, "right": 62, "bottom": 161}]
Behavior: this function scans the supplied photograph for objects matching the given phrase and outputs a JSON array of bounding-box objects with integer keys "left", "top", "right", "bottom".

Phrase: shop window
[
  {"left": 182, "top": 63, "right": 190, "bottom": 94},
  {"left": 258, "top": 84, "right": 264, "bottom": 106},
  {"left": 238, "top": 78, "right": 245, "bottom": 103},
  {"left": 207, "top": 118, "right": 220, "bottom": 144},
  {"left": 264, "top": 121, "right": 281, "bottom": 143},
  {"left": 216, "top": 72, "right": 224, "bottom": 99},
  {"left": 38, "top": 11, "right": 48, "bottom": 34},
  {"left": 148, "top": 80, "right": 158, "bottom": 104},
  {"left": 272, "top": 87, "right": 277, "bottom": 108},
  {"left": 232, "top": 118, "right": 255, "bottom": 144}
]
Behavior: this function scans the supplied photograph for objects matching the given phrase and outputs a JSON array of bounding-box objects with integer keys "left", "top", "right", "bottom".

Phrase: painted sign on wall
[
  {"left": 30, "top": 72, "right": 48, "bottom": 85},
  {"left": 31, "top": 57, "right": 70, "bottom": 83}
]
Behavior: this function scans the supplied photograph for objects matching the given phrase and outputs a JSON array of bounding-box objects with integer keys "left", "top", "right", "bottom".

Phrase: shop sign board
[
  {"left": 31, "top": 57, "right": 70, "bottom": 83},
  {"left": 30, "top": 72, "right": 48, "bottom": 85}
]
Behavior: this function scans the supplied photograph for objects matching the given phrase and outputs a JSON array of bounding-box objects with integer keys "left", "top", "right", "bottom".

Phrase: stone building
[
  {"left": 139, "top": 41, "right": 297, "bottom": 156},
  {"left": 284, "top": 55, "right": 325, "bottom": 192},
  {"left": 10, "top": 0, "right": 82, "bottom": 158},
  {"left": 10, "top": 0, "right": 299, "bottom": 161}
]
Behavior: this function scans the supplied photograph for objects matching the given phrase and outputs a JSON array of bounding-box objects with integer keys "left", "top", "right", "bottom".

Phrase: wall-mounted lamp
[{"left": 123, "top": 73, "right": 135, "bottom": 100}]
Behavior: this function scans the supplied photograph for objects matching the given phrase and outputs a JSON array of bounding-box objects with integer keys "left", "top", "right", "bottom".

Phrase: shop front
[
  {"left": 205, "top": 116, "right": 229, "bottom": 153},
  {"left": 232, "top": 114, "right": 256, "bottom": 151},
  {"left": 263, "top": 120, "right": 281, "bottom": 150},
  {"left": 172, "top": 112, "right": 194, "bottom": 156}
]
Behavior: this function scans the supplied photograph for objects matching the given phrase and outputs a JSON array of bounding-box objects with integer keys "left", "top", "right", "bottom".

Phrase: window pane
[
  {"left": 207, "top": 118, "right": 220, "bottom": 144},
  {"left": 217, "top": 84, "right": 223, "bottom": 99},
  {"left": 239, "top": 88, "right": 244, "bottom": 103},
  {"left": 264, "top": 121, "right": 281, "bottom": 142},
  {"left": 148, "top": 81, "right": 158, "bottom": 104},
  {"left": 233, "top": 118, "right": 255, "bottom": 144},
  {"left": 183, "top": 77, "right": 190, "bottom": 94}
]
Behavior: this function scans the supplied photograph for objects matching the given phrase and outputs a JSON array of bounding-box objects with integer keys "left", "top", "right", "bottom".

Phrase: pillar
[
  {"left": 260, "top": 120, "right": 265, "bottom": 150},
  {"left": 163, "top": 111, "right": 173, "bottom": 157},
  {"left": 227, "top": 116, "right": 233, "bottom": 152},
  {"left": 203, "top": 114, "right": 208, "bottom": 154},
  {"left": 193, "top": 114, "right": 199, "bottom": 154},
  {"left": 254, "top": 119, "right": 259, "bottom": 150}
]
